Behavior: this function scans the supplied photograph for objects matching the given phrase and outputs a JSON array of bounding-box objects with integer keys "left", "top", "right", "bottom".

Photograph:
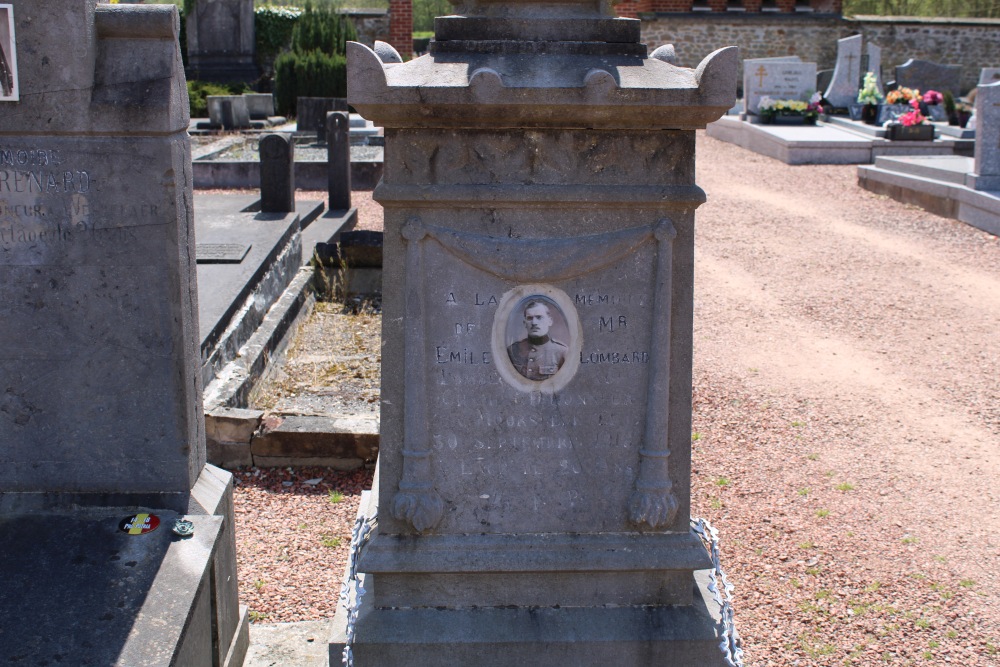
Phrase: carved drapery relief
[{"left": 392, "top": 218, "right": 680, "bottom": 533}]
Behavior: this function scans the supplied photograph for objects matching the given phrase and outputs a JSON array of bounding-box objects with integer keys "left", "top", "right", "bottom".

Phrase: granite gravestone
[
  {"left": 968, "top": 81, "right": 1000, "bottom": 191},
  {"left": 260, "top": 133, "right": 296, "bottom": 213},
  {"left": 824, "top": 33, "right": 862, "bottom": 109},
  {"left": 866, "top": 41, "right": 884, "bottom": 96},
  {"left": 186, "top": 0, "right": 257, "bottom": 83},
  {"left": 895, "top": 58, "right": 962, "bottom": 97},
  {"left": 333, "top": 0, "right": 738, "bottom": 663},
  {"left": 327, "top": 111, "right": 352, "bottom": 211},
  {"left": 743, "top": 57, "right": 816, "bottom": 115},
  {"left": 979, "top": 67, "right": 1000, "bottom": 87},
  {"left": 0, "top": 2, "right": 246, "bottom": 665}
]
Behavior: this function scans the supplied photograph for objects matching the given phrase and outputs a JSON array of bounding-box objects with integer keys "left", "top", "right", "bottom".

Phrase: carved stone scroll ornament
[
  {"left": 392, "top": 219, "right": 445, "bottom": 532},
  {"left": 628, "top": 219, "right": 680, "bottom": 530}
]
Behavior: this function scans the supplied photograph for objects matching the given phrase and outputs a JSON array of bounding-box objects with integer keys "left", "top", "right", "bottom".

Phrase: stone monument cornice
[{"left": 347, "top": 42, "right": 738, "bottom": 130}]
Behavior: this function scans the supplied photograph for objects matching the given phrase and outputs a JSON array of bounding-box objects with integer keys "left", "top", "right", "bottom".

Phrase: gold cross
[{"left": 756, "top": 65, "right": 767, "bottom": 88}]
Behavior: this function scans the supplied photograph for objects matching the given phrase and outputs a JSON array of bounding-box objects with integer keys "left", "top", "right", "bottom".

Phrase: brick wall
[
  {"left": 640, "top": 13, "right": 1000, "bottom": 95},
  {"left": 389, "top": 0, "right": 413, "bottom": 60}
]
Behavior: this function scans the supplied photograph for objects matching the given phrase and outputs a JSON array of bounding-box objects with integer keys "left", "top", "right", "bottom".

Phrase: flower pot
[
  {"left": 771, "top": 112, "right": 807, "bottom": 125},
  {"left": 861, "top": 103, "right": 879, "bottom": 125},
  {"left": 957, "top": 110, "right": 972, "bottom": 128},
  {"left": 886, "top": 123, "right": 935, "bottom": 141}
]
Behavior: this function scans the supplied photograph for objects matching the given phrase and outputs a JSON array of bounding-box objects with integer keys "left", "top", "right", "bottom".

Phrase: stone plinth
[
  {"left": 0, "top": 3, "right": 246, "bottom": 665},
  {"left": 185, "top": 0, "right": 257, "bottom": 83},
  {"left": 333, "top": 1, "right": 738, "bottom": 664}
]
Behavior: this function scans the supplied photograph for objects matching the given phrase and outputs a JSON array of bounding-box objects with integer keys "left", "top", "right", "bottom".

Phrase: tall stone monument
[
  {"left": 824, "top": 33, "right": 862, "bottom": 109},
  {"left": 334, "top": 0, "right": 737, "bottom": 663},
  {"left": 186, "top": 0, "right": 257, "bottom": 83},
  {"left": 0, "top": 2, "right": 247, "bottom": 665}
]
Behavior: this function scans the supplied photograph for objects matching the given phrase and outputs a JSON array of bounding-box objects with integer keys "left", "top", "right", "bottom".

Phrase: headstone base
[
  {"left": 330, "top": 497, "right": 728, "bottom": 667},
  {"left": 186, "top": 57, "right": 259, "bottom": 85},
  {"left": 966, "top": 173, "right": 1000, "bottom": 191},
  {"left": 331, "top": 572, "right": 726, "bottom": 667}
]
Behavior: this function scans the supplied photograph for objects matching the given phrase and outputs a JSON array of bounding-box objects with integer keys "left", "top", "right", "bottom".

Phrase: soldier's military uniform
[{"left": 507, "top": 335, "right": 568, "bottom": 380}]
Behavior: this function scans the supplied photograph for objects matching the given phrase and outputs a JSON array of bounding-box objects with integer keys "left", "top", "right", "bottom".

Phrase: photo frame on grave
[
  {"left": 492, "top": 285, "right": 582, "bottom": 393},
  {"left": 0, "top": 5, "right": 18, "bottom": 101}
]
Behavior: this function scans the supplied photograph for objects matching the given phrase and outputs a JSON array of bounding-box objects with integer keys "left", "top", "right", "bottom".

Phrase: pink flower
[
  {"left": 910, "top": 98, "right": 921, "bottom": 110},
  {"left": 900, "top": 109, "right": 926, "bottom": 126},
  {"left": 922, "top": 90, "right": 943, "bottom": 105}
]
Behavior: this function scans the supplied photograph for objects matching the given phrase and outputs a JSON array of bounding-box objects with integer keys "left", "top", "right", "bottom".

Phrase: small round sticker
[{"left": 119, "top": 513, "right": 160, "bottom": 535}]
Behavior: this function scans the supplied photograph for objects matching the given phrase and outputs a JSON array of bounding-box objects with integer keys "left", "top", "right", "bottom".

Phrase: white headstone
[
  {"left": 743, "top": 58, "right": 817, "bottom": 114},
  {"left": 824, "top": 34, "right": 863, "bottom": 108}
]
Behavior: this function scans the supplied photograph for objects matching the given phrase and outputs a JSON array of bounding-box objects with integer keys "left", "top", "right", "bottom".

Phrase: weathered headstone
[
  {"left": 327, "top": 111, "right": 352, "bottom": 211},
  {"left": 245, "top": 92, "right": 276, "bottom": 120},
  {"left": 185, "top": 0, "right": 257, "bottom": 83},
  {"left": 979, "top": 67, "right": 1000, "bottom": 87},
  {"left": 333, "top": 0, "right": 739, "bottom": 663},
  {"left": 260, "top": 133, "right": 296, "bottom": 213},
  {"left": 208, "top": 94, "right": 251, "bottom": 128},
  {"left": 299, "top": 96, "right": 349, "bottom": 139},
  {"left": 895, "top": 58, "right": 961, "bottom": 97},
  {"left": 968, "top": 81, "right": 1000, "bottom": 191},
  {"left": 743, "top": 57, "right": 816, "bottom": 114},
  {"left": 824, "top": 33, "right": 863, "bottom": 109},
  {"left": 0, "top": 3, "right": 247, "bottom": 665}
]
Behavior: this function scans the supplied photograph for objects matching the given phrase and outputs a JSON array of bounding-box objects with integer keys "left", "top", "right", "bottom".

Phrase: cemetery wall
[
  {"left": 640, "top": 14, "right": 1000, "bottom": 95},
  {"left": 342, "top": 8, "right": 389, "bottom": 47}
]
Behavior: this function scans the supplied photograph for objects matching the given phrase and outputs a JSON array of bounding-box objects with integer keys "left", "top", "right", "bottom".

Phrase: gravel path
[{"left": 232, "top": 131, "right": 1000, "bottom": 664}]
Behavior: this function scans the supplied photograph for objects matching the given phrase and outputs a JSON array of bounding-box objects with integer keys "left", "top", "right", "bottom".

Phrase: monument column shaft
[{"left": 337, "top": 3, "right": 738, "bottom": 662}]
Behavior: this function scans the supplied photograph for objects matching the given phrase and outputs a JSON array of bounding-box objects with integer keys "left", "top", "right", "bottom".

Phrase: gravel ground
[{"left": 230, "top": 131, "right": 1000, "bottom": 664}]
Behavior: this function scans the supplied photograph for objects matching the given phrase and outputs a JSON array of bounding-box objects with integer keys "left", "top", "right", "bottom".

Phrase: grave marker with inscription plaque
[
  {"left": 332, "top": 0, "right": 738, "bottom": 664},
  {"left": 0, "top": 2, "right": 246, "bottom": 666}
]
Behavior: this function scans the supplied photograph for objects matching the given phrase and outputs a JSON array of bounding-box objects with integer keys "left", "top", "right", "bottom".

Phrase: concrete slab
[
  {"left": 708, "top": 115, "right": 973, "bottom": 165},
  {"left": 872, "top": 155, "right": 973, "bottom": 185},
  {"left": 0, "top": 511, "right": 222, "bottom": 667},
  {"left": 194, "top": 195, "right": 323, "bottom": 387},
  {"left": 247, "top": 619, "right": 332, "bottom": 667},
  {"left": 858, "top": 159, "right": 1000, "bottom": 236}
]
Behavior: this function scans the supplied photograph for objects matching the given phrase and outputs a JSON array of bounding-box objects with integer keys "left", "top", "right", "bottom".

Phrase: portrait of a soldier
[{"left": 507, "top": 299, "right": 568, "bottom": 381}]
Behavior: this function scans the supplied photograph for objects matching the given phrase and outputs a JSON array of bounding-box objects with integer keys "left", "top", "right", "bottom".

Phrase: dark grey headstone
[
  {"left": 816, "top": 69, "right": 833, "bottom": 96},
  {"left": 244, "top": 93, "right": 274, "bottom": 119},
  {"left": 895, "top": 59, "right": 961, "bottom": 97},
  {"left": 327, "top": 111, "right": 352, "bottom": 211},
  {"left": 259, "top": 133, "right": 295, "bottom": 213},
  {"left": 185, "top": 0, "right": 257, "bottom": 83},
  {"left": 208, "top": 95, "right": 251, "bottom": 128},
  {"left": 298, "top": 96, "right": 348, "bottom": 138}
]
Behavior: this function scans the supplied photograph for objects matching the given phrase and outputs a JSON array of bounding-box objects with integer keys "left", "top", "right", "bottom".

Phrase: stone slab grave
[
  {"left": 742, "top": 56, "right": 816, "bottom": 117},
  {"left": 895, "top": 58, "right": 962, "bottom": 98},
  {"left": 968, "top": 81, "right": 1000, "bottom": 191},
  {"left": 330, "top": 0, "right": 739, "bottom": 663},
  {"left": 0, "top": 2, "right": 246, "bottom": 666},
  {"left": 824, "top": 33, "right": 862, "bottom": 109},
  {"left": 185, "top": 0, "right": 257, "bottom": 84}
]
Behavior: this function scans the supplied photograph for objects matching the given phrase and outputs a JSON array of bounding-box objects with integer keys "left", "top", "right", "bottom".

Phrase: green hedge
[
  {"left": 273, "top": 50, "right": 347, "bottom": 117},
  {"left": 290, "top": 2, "right": 356, "bottom": 55},
  {"left": 256, "top": 5, "right": 302, "bottom": 65}
]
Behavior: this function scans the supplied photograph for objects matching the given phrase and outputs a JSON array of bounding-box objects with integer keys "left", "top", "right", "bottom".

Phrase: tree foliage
[
  {"left": 843, "top": 0, "right": 1000, "bottom": 19},
  {"left": 291, "top": 1, "right": 356, "bottom": 55}
]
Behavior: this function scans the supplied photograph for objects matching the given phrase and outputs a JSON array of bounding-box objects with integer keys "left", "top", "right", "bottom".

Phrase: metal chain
[
  {"left": 691, "top": 517, "right": 745, "bottom": 667},
  {"left": 339, "top": 510, "right": 377, "bottom": 667},
  {"left": 339, "top": 512, "right": 741, "bottom": 667}
]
